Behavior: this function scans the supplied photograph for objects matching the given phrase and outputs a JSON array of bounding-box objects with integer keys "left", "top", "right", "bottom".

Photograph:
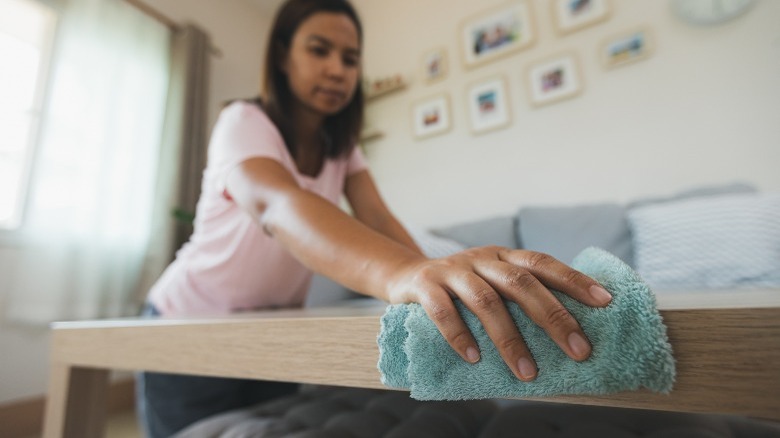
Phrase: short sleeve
[
  {"left": 346, "top": 146, "right": 369, "bottom": 175},
  {"left": 208, "top": 102, "right": 288, "bottom": 192}
]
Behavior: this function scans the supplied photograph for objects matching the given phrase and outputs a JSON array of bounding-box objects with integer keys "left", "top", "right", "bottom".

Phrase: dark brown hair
[{"left": 261, "top": 0, "right": 364, "bottom": 160}]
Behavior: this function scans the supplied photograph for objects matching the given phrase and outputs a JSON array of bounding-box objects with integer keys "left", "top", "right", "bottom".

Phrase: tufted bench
[{"left": 174, "top": 386, "right": 780, "bottom": 437}]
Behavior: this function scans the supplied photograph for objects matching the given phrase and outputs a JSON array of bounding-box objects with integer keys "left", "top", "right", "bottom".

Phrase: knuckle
[
  {"left": 415, "top": 264, "right": 441, "bottom": 283},
  {"left": 464, "top": 245, "right": 500, "bottom": 257},
  {"left": 495, "top": 335, "right": 522, "bottom": 352},
  {"left": 505, "top": 270, "right": 537, "bottom": 291},
  {"left": 470, "top": 288, "right": 502, "bottom": 313},
  {"left": 460, "top": 247, "right": 483, "bottom": 258},
  {"left": 450, "top": 330, "right": 473, "bottom": 347},
  {"left": 526, "top": 252, "right": 555, "bottom": 270},
  {"left": 562, "top": 269, "right": 587, "bottom": 285},
  {"left": 427, "top": 301, "right": 454, "bottom": 323},
  {"left": 480, "top": 245, "right": 504, "bottom": 254},
  {"left": 545, "top": 305, "right": 576, "bottom": 329}
]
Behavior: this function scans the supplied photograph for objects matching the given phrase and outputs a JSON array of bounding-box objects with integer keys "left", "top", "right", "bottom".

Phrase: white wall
[
  {"left": 356, "top": 0, "right": 780, "bottom": 227},
  {"left": 0, "top": 316, "right": 52, "bottom": 404},
  {"left": 143, "top": 0, "right": 275, "bottom": 128}
]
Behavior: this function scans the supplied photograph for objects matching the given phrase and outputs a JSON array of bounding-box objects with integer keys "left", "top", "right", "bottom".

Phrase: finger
[
  {"left": 419, "top": 287, "right": 481, "bottom": 364},
  {"left": 450, "top": 273, "right": 539, "bottom": 381},
  {"left": 475, "top": 260, "right": 593, "bottom": 362},
  {"left": 499, "top": 250, "right": 612, "bottom": 307}
]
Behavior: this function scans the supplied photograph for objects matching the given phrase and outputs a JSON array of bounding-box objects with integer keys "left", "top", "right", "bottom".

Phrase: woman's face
[{"left": 282, "top": 12, "right": 361, "bottom": 118}]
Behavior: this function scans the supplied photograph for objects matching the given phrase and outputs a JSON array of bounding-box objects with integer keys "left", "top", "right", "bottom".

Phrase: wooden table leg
[{"left": 43, "top": 363, "right": 110, "bottom": 438}]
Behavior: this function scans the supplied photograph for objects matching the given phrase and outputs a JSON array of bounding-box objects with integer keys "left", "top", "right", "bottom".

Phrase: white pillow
[
  {"left": 407, "top": 226, "right": 467, "bottom": 258},
  {"left": 627, "top": 193, "right": 780, "bottom": 290}
]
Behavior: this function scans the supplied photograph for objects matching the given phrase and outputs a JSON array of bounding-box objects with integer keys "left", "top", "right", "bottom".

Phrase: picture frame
[
  {"left": 552, "top": 0, "right": 610, "bottom": 35},
  {"left": 601, "top": 27, "right": 654, "bottom": 69},
  {"left": 411, "top": 94, "right": 452, "bottom": 139},
  {"left": 421, "top": 47, "right": 448, "bottom": 84},
  {"left": 526, "top": 53, "right": 583, "bottom": 107},
  {"left": 460, "top": 2, "right": 535, "bottom": 69},
  {"left": 467, "top": 76, "right": 511, "bottom": 134}
]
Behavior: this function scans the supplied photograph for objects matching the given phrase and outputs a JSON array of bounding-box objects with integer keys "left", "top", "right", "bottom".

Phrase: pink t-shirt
[{"left": 147, "top": 101, "right": 368, "bottom": 316}]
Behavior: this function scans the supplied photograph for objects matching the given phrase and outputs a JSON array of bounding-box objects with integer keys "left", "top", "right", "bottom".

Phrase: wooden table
[{"left": 43, "top": 289, "right": 780, "bottom": 437}]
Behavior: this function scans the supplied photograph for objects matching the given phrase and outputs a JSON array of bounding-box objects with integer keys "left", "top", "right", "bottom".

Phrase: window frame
[{"left": 0, "top": 0, "right": 59, "bottom": 233}]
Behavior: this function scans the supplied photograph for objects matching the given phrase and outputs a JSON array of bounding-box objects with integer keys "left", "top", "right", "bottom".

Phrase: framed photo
[
  {"left": 467, "top": 76, "right": 511, "bottom": 134},
  {"left": 601, "top": 28, "right": 654, "bottom": 69},
  {"left": 526, "top": 53, "right": 582, "bottom": 107},
  {"left": 422, "top": 47, "right": 448, "bottom": 84},
  {"left": 552, "top": 0, "right": 610, "bottom": 35},
  {"left": 460, "top": 2, "right": 535, "bottom": 69},
  {"left": 411, "top": 94, "right": 451, "bottom": 139}
]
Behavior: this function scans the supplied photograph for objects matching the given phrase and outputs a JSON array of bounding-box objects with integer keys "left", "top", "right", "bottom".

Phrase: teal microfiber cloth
[{"left": 377, "top": 247, "right": 675, "bottom": 400}]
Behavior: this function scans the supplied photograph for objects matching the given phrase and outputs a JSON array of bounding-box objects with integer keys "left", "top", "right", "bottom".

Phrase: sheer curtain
[{"left": 1, "top": 0, "right": 170, "bottom": 324}]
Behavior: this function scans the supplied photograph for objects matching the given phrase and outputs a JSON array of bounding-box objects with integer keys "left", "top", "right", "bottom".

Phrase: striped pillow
[
  {"left": 627, "top": 193, "right": 780, "bottom": 290},
  {"left": 408, "top": 227, "right": 467, "bottom": 259}
]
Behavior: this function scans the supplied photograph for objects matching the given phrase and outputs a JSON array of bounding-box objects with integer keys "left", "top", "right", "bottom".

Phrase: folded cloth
[{"left": 377, "top": 247, "right": 675, "bottom": 400}]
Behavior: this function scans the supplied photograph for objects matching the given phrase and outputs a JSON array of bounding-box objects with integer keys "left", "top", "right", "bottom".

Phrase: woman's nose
[{"left": 324, "top": 55, "right": 346, "bottom": 79}]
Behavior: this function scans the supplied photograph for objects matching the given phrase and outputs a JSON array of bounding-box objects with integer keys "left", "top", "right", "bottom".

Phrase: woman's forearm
[{"left": 261, "top": 188, "right": 425, "bottom": 301}]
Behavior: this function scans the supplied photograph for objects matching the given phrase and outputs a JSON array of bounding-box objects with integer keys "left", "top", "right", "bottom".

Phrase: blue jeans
[{"left": 135, "top": 304, "right": 299, "bottom": 438}]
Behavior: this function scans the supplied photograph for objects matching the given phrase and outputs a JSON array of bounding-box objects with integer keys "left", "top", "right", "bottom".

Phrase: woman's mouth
[{"left": 317, "top": 88, "right": 347, "bottom": 100}]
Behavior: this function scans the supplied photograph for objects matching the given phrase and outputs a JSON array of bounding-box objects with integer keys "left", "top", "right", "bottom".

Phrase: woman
[{"left": 137, "top": 0, "right": 612, "bottom": 436}]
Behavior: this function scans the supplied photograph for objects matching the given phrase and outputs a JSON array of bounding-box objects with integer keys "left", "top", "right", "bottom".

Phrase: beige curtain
[{"left": 169, "top": 24, "right": 211, "bottom": 254}]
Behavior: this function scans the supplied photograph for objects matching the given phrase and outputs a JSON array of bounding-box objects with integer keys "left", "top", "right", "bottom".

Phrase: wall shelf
[
  {"left": 365, "top": 75, "right": 407, "bottom": 102},
  {"left": 360, "top": 128, "right": 384, "bottom": 143}
]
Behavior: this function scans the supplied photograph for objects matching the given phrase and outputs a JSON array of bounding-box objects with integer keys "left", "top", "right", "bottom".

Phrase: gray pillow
[
  {"left": 305, "top": 274, "right": 364, "bottom": 307},
  {"left": 431, "top": 216, "right": 519, "bottom": 249},
  {"left": 516, "top": 203, "right": 633, "bottom": 267}
]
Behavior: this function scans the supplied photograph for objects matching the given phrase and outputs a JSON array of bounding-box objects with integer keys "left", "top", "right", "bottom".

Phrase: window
[
  {"left": 1, "top": 0, "right": 171, "bottom": 323},
  {"left": 0, "top": 0, "right": 56, "bottom": 229}
]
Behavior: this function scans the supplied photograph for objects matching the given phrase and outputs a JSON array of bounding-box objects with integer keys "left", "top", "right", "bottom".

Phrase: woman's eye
[
  {"left": 309, "top": 46, "right": 328, "bottom": 57},
  {"left": 343, "top": 56, "right": 359, "bottom": 67}
]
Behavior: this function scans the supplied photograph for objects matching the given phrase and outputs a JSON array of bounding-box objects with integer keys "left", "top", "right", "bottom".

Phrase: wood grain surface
[{"left": 43, "top": 290, "right": 780, "bottom": 437}]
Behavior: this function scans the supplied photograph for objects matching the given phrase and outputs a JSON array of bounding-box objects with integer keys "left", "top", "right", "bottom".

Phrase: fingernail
[
  {"left": 517, "top": 357, "right": 537, "bottom": 380},
  {"left": 568, "top": 332, "right": 591, "bottom": 359},
  {"left": 466, "top": 346, "right": 480, "bottom": 363},
  {"left": 589, "top": 285, "right": 612, "bottom": 305}
]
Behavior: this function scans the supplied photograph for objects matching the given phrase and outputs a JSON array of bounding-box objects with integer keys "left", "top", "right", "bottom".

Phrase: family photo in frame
[
  {"left": 467, "top": 76, "right": 511, "bottom": 134},
  {"left": 460, "top": 2, "right": 535, "bottom": 69},
  {"left": 411, "top": 94, "right": 451, "bottom": 139},
  {"left": 422, "top": 47, "right": 448, "bottom": 83},
  {"left": 601, "top": 28, "right": 653, "bottom": 68},
  {"left": 552, "top": 0, "right": 610, "bottom": 34},
  {"left": 526, "top": 53, "right": 582, "bottom": 107}
]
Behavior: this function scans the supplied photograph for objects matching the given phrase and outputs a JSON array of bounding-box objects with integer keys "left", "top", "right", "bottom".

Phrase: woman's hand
[{"left": 387, "top": 246, "right": 613, "bottom": 382}]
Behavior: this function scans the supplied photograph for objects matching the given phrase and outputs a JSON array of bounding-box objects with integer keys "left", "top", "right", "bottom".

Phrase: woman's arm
[
  {"left": 226, "top": 157, "right": 612, "bottom": 381},
  {"left": 227, "top": 158, "right": 422, "bottom": 301},
  {"left": 344, "top": 169, "right": 422, "bottom": 255}
]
